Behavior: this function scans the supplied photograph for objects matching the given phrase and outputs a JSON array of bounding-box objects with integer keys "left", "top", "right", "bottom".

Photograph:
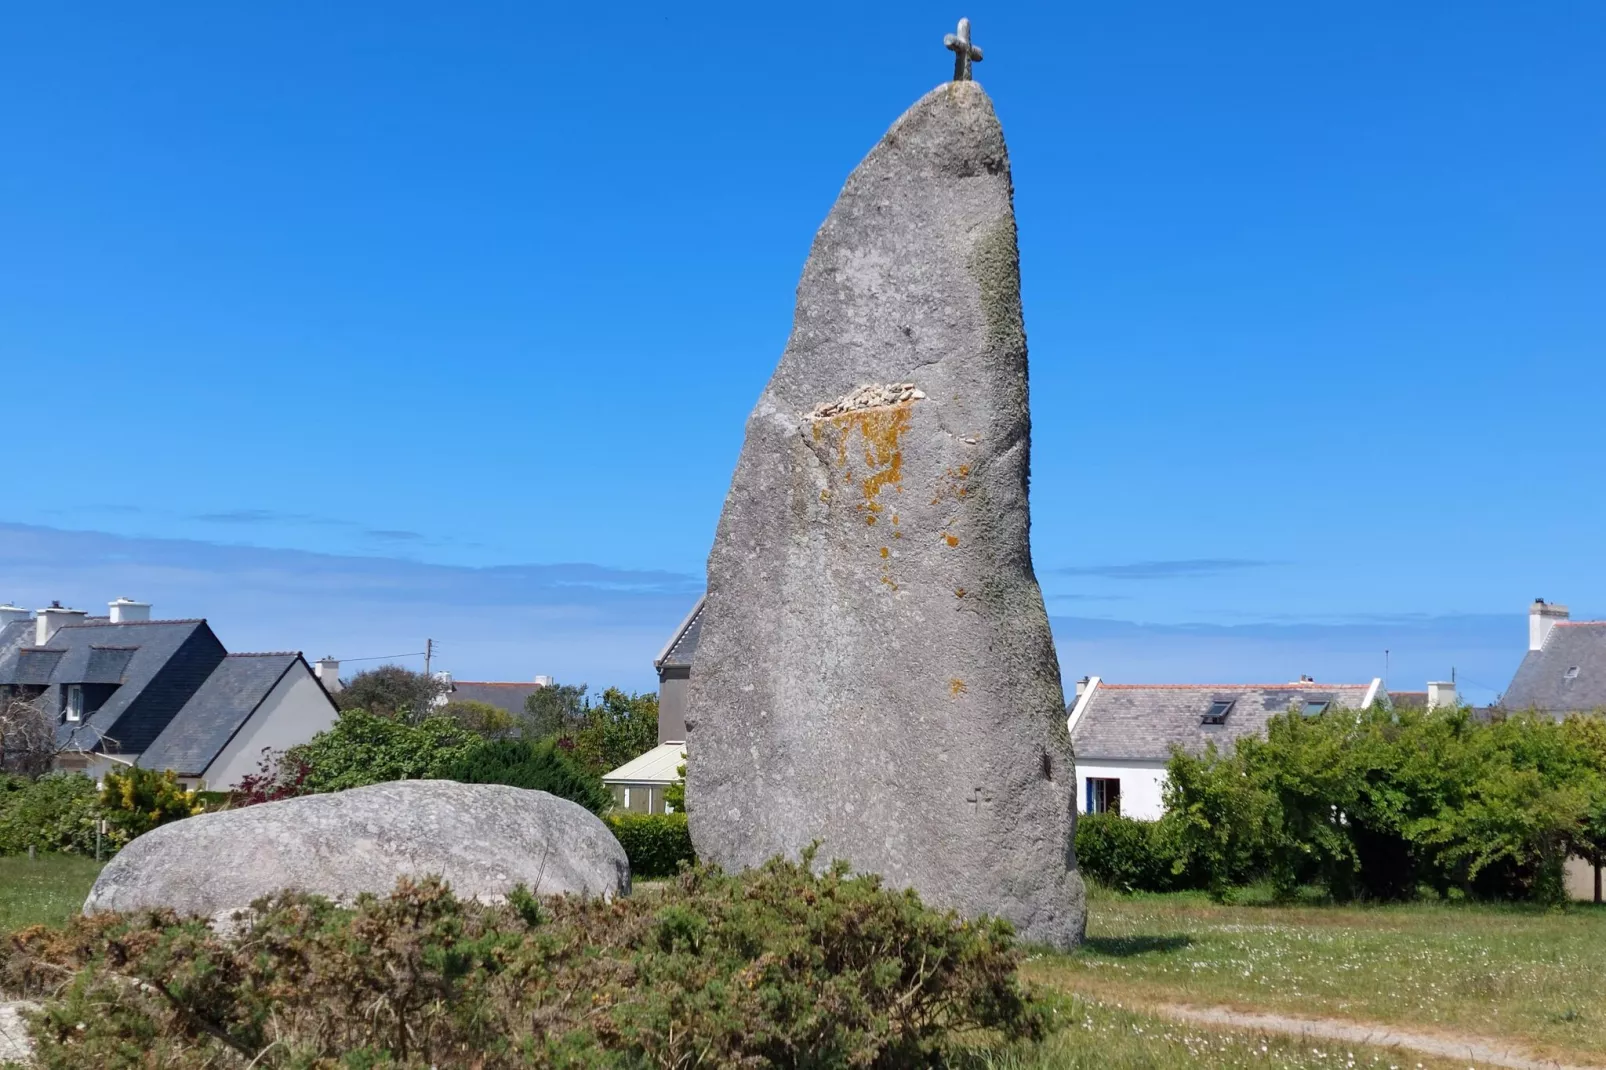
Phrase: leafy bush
[
  {"left": 332, "top": 665, "right": 448, "bottom": 721},
  {"left": 563, "top": 688, "right": 660, "bottom": 778},
  {"left": 438, "top": 738, "right": 611, "bottom": 814},
  {"left": 1163, "top": 704, "right": 1606, "bottom": 903},
  {"left": 98, "top": 767, "right": 201, "bottom": 845},
  {"left": 1, "top": 854, "right": 1045, "bottom": 1068},
  {"left": 1075, "top": 812, "right": 1189, "bottom": 893},
  {"left": 286, "top": 709, "right": 484, "bottom": 793},
  {"left": 605, "top": 812, "right": 695, "bottom": 878},
  {"left": 0, "top": 774, "right": 101, "bottom": 856}
]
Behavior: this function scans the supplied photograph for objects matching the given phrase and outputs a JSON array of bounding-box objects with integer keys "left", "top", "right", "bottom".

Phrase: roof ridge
[
  {"left": 1098, "top": 682, "right": 1370, "bottom": 690},
  {"left": 449, "top": 680, "right": 543, "bottom": 687},
  {"left": 226, "top": 651, "right": 300, "bottom": 658},
  {"left": 58, "top": 618, "right": 204, "bottom": 628}
]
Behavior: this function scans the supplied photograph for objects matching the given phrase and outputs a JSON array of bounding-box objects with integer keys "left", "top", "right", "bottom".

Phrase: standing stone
[{"left": 686, "top": 81, "right": 1085, "bottom": 949}]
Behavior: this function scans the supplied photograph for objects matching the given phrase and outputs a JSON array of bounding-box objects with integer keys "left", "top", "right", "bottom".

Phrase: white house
[{"left": 1067, "top": 675, "right": 1384, "bottom": 820}]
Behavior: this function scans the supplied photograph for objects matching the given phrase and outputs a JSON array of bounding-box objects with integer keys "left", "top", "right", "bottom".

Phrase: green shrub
[
  {"left": 605, "top": 812, "right": 695, "bottom": 878},
  {"left": 0, "top": 774, "right": 101, "bottom": 856},
  {"left": 438, "top": 738, "right": 611, "bottom": 814},
  {"left": 286, "top": 709, "right": 484, "bottom": 793},
  {"left": 1, "top": 854, "right": 1045, "bottom": 1068},
  {"left": 1075, "top": 812, "right": 1187, "bottom": 893}
]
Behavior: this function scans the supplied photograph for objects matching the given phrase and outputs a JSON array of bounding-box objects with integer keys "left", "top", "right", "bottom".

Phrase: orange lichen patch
[
  {"left": 955, "top": 587, "right": 967, "bottom": 599},
  {"left": 892, "top": 532, "right": 903, "bottom": 540},
  {"left": 865, "top": 515, "right": 877, "bottom": 526},
  {"left": 943, "top": 533, "right": 960, "bottom": 548},
  {"left": 891, "top": 514, "right": 900, "bottom": 525},
  {"left": 819, "top": 489, "right": 831, "bottom": 502},
  {"left": 879, "top": 546, "right": 890, "bottom": 559},
  {"left": 880, "top": 576, "right": 899, "bottom": 592},
  {"left": 949, "top": 678, "right": 968, "bottom": 696}
]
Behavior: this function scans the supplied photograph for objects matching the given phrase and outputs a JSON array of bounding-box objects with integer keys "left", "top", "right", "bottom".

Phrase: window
[
  {"left": 1202, "top": 699, "right": 1234, "bottom": 725},
  {"left": 1565, "top": 666, "right": 1581, "bottom": 680},
  {"left": 1302, "top": 700, "right": 1330, "bottom": 716},
  {"left": 1086, "top": 777, "right": 1121, "bottom": 815},
  {"left": 65, "top": 685, "right": 84, "bottom": 722}
]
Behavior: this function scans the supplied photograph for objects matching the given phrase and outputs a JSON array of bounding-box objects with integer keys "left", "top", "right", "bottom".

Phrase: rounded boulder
[{"left": 84, "top": 780, "right": 630, "bottom": 917}]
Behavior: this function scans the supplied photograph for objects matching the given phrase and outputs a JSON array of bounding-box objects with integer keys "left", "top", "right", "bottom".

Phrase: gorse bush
[
  {"left": 439, "top": 738, "right": 612, "bottom": 815},
  {"left": 2, "top": 854, "right": 1045, "bottom": 1068},
  {"left": 605, "top": 812, "right": 695, "bottom": 878},
  {"left": 98, "top": 767, "right": 201, "bottom": 846}
]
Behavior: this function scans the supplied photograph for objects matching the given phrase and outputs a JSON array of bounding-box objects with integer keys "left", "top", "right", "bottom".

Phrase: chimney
[
  {"left": 1074, "top": 676, "right": 1090, "bottom": 699},
  {"left": 533, "top": 675, "right": 554, "bottom": 688},
  {"left": 35, "top": 602, "right": 87, "bottom": 645},
  {"left": 1529, "top": 599, "right": 1569, "bottom": 652},
  {"left": 108, "top": 597, "right": 151, "bottom": 624},
  {"left": 0, "top": 604, "right": 29, "bottom": 628},
  {"left": 1427, "top": 681, "right": 1457, "bottom": 710},
  {"left": 315, "top": 656, "right": 343, "bottom": 694}
]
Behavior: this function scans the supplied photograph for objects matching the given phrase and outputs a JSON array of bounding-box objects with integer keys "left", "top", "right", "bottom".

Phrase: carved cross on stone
[
  {"left": 966, "top": 786, "right": 993, "bottom": 816},
  {"left": 944, "top": 18, "right": 983, "bottom": 82}
]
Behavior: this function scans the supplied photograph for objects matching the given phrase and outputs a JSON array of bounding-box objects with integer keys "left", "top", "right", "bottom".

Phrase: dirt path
[{"left": 1149, "top": 1002, "right": 1605, "bottom": 1070}]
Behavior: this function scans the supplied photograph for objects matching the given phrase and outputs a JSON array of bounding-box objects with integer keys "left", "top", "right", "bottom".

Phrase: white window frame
[{"left": 65, "top": 685, "right": 84, "bottom": 723}]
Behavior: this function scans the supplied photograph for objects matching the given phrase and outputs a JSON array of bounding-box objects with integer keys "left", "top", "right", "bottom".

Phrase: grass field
[
  {"left": 1032, "top": 887, "right": 1606, "bottom": 1066},
  {"left": 0, "top": 855, "right": 101, "bottom": 932}
]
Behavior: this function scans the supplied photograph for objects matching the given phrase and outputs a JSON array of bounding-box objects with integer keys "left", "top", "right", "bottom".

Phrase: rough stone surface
[
  {"left": 84, "top": 780, "right": 629, "bottom": 918},
  {"left": 686, "top": 81, "right": 1085, "bottom": 949}
]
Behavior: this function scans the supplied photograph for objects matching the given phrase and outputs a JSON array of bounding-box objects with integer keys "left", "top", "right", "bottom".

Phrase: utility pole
[{"left": 424, "top": 638, "right": 434, "bottom": 677}]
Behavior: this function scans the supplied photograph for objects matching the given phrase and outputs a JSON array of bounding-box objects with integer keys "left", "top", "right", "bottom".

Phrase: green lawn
[
  {"left": 1030, "top": 888, "right": 1606, "bottom": 1066},
  {"left": 0, "top": 855, "right": 102, "bottom": 932},
  {"left": 977, "top": 995, "right": 1469, "bottom": 1070}
]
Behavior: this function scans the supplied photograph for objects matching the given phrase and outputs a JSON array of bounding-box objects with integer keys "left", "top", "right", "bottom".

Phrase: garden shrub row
[
  {"left": 1, "top": 853, "right": 1044, "bottom": 1068},
  {"left": 605, "top": 812, "right": 695, "bottom": 878}
]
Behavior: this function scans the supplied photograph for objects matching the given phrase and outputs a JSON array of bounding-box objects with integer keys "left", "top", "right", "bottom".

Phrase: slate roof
[
  {"left": 1070, "top": 680, "right": 1378, "bottom": 762},
  {"left": 0, "top": 619, "right": 226, "bottom": 755},
  {"left": 446, "top": 682, "right": 546, "bottom": 719},
  {"left": 140, "top": 653, "right": 305, "bottom": 776},
  {"left": 655, "top": 596, "right": 705, "bottom": 672},
  {"left": 1502, "top": 621, "right": 1606, "bottom": 715}
]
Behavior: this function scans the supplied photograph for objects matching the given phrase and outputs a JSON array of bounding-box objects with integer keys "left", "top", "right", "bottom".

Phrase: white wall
[
  {"left": 203, "top": 663, "right": 338, "bottom": 789},
  {"left": 1076, "top": 760, "right": 1168, "bottom": 821}
]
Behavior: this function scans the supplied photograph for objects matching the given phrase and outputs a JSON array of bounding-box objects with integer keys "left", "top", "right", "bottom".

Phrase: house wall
[
  {"left": 609, "top": 782, "right": 667, "bottom": 815},
  {"left": 1075, "top": 760, "right": 1168, "bottom": 821},
  {"left": 202, "top": 664, "right": 338, "bottom": 789},
  {"left": 657, "top": 667, "right": 689, "bottom": 744}
]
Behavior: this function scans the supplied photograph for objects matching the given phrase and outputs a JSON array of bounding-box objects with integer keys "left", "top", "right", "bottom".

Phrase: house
[
  {"left": 0, "top": 598, "right": 338, "bottom": 789},
  {"left": 1067, "top": 676, "right": 1384, "bottom": 819},
  {"left": 597, "top": 597, "right": 701, "bottom": 814},
  {"left": 1501, "top": 599, "right": 1606, "bottom": 717},
  {"left": 436, "top": 674, "right": 554, "bottom": 721}
]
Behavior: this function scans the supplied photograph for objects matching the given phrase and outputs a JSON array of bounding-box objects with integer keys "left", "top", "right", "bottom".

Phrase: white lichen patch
[{"left": 809, "top": 383, "right": 926, "bottom": 419}]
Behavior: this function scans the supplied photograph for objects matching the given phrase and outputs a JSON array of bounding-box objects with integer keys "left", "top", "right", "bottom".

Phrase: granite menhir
[{"left": 686, "top": 81, "right": 1085, "bottom": 949}]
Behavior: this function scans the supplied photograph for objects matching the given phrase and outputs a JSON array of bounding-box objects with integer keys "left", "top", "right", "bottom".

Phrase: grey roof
[
  {"left": 446, "top": 682, "right": 545, "bottom": 718},
  {"left": 0, "top": 619, "right": 224, "bottom": 754},
  {"left": 1501, "top": 622, "right": 1606, "bottom": 715},
  {"left": 656, "top": 597, "right": 704, "bottom": 672},
  {"left": 140, "top": 653, "right": 307, "bottom": 776},
  {"left": 1071, "top": 681, "right": 1376, "bottom": 762}
]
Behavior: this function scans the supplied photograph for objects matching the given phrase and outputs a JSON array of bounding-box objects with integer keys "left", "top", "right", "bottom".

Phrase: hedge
[
  {"left": 606, "top": 812, "right": 695, "bottom": 878},
  {"left": 1074, "top": 812, "right": 1189, "bottom": 893},
  {"left": 0, "top": 774, "right": 101, "bottom": 856}
]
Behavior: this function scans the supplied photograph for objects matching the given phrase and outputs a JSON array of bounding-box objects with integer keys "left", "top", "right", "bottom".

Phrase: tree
[
  {"left": 0, "top": 691, "right": 58, "bottom": 777},
  {"left": 567, "top": 688, "right": 659, "bottom": 777},
  {"left": 522, "top": 682, "right": 590, "bottom": 739},
  {"left": 334, "top": 666, "right": 447, "bottom": 722},
  {"left": 438, "top": 700, "right": 515, "bottom": 737}
]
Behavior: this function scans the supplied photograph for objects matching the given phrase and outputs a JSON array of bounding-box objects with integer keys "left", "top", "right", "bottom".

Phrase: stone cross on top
[{"left": 944, "top": 18, "right": 983, "bottom": 82}]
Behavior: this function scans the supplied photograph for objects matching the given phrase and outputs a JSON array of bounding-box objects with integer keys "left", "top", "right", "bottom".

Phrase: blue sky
[{"left": 3, "top": 2, "right": 1602, "bottom": 702}]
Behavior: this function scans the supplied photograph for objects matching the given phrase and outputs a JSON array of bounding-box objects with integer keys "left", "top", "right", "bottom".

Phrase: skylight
[
  {"left": 1302, "top": 700, "right": 1330, "bottom": 716},
  {"left": 1565, "top": 666, "right": 1581, "bottom": 680},
  {"left": 1202, "top": 699, "right": 1234, "bottom": 725}
]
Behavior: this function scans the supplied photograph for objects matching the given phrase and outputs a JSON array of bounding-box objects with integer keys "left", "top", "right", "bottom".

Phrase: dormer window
[
  {"left": 65, "top": 685, "right": 84, "bottom": 722},
  {"left": 1565, "top": 666, "right": 1581, "bottom": 680},
  {"left": 1202, "top": 699, "right": 1234, "bottom": 725}
]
